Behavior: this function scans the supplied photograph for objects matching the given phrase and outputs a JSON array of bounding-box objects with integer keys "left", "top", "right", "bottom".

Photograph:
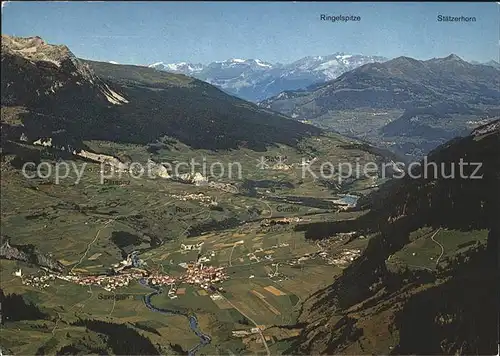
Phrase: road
[
  {"left": 228, "top": 240, "right": 244, "bottom": 267},
  {"left": 430, "top": 228, "right": 444, "bottom": 267},
  {"left": 70, "top": 219, "right": 114, "bottom": 273},
  {"left": 228, "top": 243, "right": 236, "bottom": 267}
]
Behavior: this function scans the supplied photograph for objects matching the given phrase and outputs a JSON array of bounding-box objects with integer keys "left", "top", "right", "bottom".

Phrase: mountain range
[
  {"left": 148, "top": 54, "right": 388, "bottom": 101},
  {"left": 259, "top": 54, "right": 500, "bottom": 157},
  {"left": 1, "top": 34, "right": 321, "bottom": 152}
]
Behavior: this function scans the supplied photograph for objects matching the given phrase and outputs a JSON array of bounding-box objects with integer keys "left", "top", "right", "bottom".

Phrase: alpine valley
[
  {"left": 1, "top": 33, "right": 499, "bottom": 356},
  {"left": 148, "top": 54, "right": 388, "bottom": 102}
]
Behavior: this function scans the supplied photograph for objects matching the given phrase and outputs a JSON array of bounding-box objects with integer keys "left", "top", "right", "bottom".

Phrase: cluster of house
[
  {"left": 260, "top": 217, "right": 305, "bottom": 227},
  {"left": 62, "top": 270, "right": 148, "bottom": 291},
  {"left": 15, "top": 257, "right": 229, "bottom": 296},
  {"left": 15, "top": 268, "right": 148, "bottom": 291},
  {"left": 326, "top": 249, "right": 362, "bottom": 267},
  {"left": 246, "top": 241, "right": 291, "bottom": 263},
  {"left": 232, "top": 326, "right": 277, "bottom": 346},
  {"left": 288, "top": 246, "right": 361, "bottom": 268},
  {"left": 70, "top": 262, "right": 228, "bottom": 294},
  {"left": 145, "top": 263, "right": 228, "bottom": 297},
  {"left": 207, "top": 181, "right": 239, "bottom": 194},
  {"left": 137, "top": 261, "right": 228, "bottom": 290},
  {"left": 181, "top": 263, "right": 227, "bottom": 290},
  {"left": 180, "top": 242, "right": 204, "bottom": 251},
  {"left": 145, "top": 273, "right": 175, "bottom": 286},
  {"left": 17, "top": 269, "right": 55, "bottom": 289},
  {"left": 232, "top": 325, "right": 267, "bottom": 337},
  {"left": 247, "top": 252, "right": 262, "bottom": 263}
]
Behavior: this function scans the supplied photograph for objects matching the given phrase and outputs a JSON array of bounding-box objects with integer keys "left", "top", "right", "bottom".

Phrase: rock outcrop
[{"left": 0, "top": 238, "right": 64, "bottom": 272}]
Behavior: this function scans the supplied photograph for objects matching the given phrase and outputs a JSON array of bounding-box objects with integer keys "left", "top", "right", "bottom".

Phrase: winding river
[{"left": 139, "top": 278, "right": 212, "bottom": 355}]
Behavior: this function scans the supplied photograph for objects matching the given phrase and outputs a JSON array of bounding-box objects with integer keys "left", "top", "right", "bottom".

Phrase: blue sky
[{"left": 2, "top": 1, "right": 499, "bottom": 65}]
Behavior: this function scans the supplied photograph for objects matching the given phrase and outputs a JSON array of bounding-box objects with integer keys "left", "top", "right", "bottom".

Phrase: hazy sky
[{"left": 2, "top": 1, "right": 499, "bottom": 65}]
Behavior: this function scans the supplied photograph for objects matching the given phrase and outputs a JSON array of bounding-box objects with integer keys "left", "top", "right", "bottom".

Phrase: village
[
  {"left": 13, "top": 226, "right": 366, "bottom": 296},
  {"left": 14, "top": 254, "right": 229, "bottom": 296}
]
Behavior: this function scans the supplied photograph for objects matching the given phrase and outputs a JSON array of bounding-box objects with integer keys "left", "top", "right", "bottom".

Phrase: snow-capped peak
[
  {"left": 146, "top": 53, "right": 388, "bottom": 101},
  {"left": 165, "top": 62, "right": 202, "bottom": 71},
  {"left": 149, "top": 61, "right": 164, "bottom": 68},
  {"left": 148, "top": 61, "right": 204, "bottom": 74},
  {"left": 209, "top": 58, "right": 275, "bottom": 70}
]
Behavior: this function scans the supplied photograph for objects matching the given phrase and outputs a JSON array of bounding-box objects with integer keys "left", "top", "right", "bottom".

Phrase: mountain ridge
[
  {"left": 259, "top": 53, "right": 500, "bottom": 157},
  {"left": 1, "top": 34, "right": 322, "bottom": 152},
  {"left": 148, "top": 53, "right": 388, "bottom": 101}
]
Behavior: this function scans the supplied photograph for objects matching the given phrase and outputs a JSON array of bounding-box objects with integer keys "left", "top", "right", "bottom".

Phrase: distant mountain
[
  {"left": 259, "top": 54, "right": 500, "bottom": 157},
  {"left": 148, "top": 54, "right": 388, "bottom": 101},
  {"left": 1, "top": 35, "right": 321, "bottom": 152},
  {"left": 148, "top": 61, "right": 204, "bottom": 73}
]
